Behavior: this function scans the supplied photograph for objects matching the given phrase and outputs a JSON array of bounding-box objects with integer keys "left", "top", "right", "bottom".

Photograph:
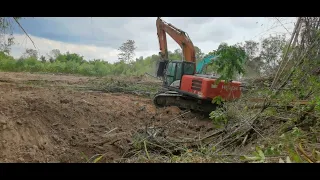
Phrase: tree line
[{"left": 0, "top": 17, "right": 288, "bottom": 78}]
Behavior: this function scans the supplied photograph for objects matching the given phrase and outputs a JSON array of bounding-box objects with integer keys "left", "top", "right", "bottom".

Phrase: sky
[{"left": 9, "top": 17, "right": 297, "bottom": 63}]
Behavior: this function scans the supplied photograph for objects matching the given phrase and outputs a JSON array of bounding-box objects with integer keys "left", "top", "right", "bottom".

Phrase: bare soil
[{"left": 0, "top": 72, "right": 213, "bottom": 163}]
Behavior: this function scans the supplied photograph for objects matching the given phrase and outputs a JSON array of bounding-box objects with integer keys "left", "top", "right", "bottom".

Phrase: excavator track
[{"left": 153, "top": 90, "right": 218, "bottom": 113}]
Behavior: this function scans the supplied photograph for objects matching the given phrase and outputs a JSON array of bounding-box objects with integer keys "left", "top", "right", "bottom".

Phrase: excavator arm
[
  {"left": 156, "top": 17, "right": 196, "bottom": 62},
  {"left": 196, "top": 55, "right": 217, "bottom": 74}
]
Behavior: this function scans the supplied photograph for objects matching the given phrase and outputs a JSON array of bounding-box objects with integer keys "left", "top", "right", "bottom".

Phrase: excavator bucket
[{"left": 156, "top": 60, "right": 168, "bottom": 77}]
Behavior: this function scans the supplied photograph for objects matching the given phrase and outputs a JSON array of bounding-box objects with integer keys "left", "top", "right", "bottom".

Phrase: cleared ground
[{"left": 0, "top": 72, "right": 213, "bottom": 162}]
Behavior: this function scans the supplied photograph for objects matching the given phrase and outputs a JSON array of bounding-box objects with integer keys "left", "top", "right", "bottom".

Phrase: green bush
[{"left": 0, "top": 51, "right": 159, "bottom": 77}]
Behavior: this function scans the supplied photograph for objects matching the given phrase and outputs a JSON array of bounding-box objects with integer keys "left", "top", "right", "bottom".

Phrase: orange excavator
[{"left": 153, "top": 17, "right": 242, "bottom": 113}]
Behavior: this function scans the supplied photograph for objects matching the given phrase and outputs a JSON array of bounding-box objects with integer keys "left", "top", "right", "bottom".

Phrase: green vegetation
[
  {"left": 0, "top": 17, "right": 288, "bottom": 79},
  {"left": 0, "top": 34, "right": 287, "bottom": 79},
  {"left": 0, "top": 50, "right": 158, "bottom": 76}
]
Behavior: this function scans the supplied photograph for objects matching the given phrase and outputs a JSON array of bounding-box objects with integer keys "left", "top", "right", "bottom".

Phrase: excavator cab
[{"left": 157, "top": 60, "right": 195, "bottom": 88}]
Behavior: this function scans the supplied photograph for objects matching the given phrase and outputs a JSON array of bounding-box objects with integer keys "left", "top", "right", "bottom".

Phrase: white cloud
[
  {"left": 144, "top": 17, "right": 296, "bottom": 55},
  {"left": 10, "top": 33, "right": 158, "bottom": 63},
  {"left": 9, "top": 17, "right": 297, "bottom": 63},
  {"left": 10, "top": 34, "right": 120, "bottom": 63}
]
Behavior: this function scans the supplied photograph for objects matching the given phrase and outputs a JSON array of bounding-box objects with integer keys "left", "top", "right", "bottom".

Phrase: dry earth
[{"left": 0, "top": 72, "right": 213, "bottom": 163}]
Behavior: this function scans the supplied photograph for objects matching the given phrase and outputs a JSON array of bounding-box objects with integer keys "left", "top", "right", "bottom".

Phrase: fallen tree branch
[
  {"left": 144, "top": 140, "right": 150, "bottom": 159},
  {"left": 296, "top": 143, "right": 316, "bottom": 163},
  {"left": 12, "top": 17, "right": 37, "bottom": 50},
  {"left": 159, "top": 110, "right": 191, "bottom": 127},
  {"left": 211, "top": 122, "right": 248, "bottom": 150}
]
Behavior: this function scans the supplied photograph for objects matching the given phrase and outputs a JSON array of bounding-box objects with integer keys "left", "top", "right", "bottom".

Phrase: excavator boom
[{"left": 156, "top": 17, "right": 196, "bottom": 62}]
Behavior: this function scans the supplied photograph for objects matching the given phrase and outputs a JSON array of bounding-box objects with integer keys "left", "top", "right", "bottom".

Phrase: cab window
[
  {"left": 175, "top": 63, "right": 182, "bottom": 80},
  {"left": 184, "top": 63, "right": 195, "bottom": 75},
  {"left": 166, "top": 62, "right": 176, "bottom": 76}
]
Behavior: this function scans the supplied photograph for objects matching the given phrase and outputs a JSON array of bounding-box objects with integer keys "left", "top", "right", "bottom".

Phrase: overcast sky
[{"left": 10, "top": 17, "right": 296, "bottom": 63}]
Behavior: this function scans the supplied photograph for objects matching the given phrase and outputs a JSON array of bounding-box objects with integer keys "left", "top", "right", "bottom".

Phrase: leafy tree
[
  {"left": 40, "top": 55, "right": 46, "bottom": 63},
  {"left": 195, "top": 46, "right": 205, "bottom": 61},
  {"left": 56, "top": 51, "right": 85, "bottom": 64},
  {"left": 259, "top": 35, "right": 286, "bottom": 75},
  {"left": 118, "top": 40, "right": 137, "bottom": 63},
  {"left": 49, "top": 57, "right": 55, "bottom": 63},
  {"left": 168, "top": 46, "right": 204, "bottom": 61},
  {"left": 208, "top": 43, "right": 247, "bottom": 82},
  {"left": 0, "top": 17, "right": 22, "bottom": 55},
  {"left": 136, "top": 56, "right": 144, "bottom": 61},
  {"left": 21, "top": 48, "right": 38, "bottom": 59},
  {"left": 173, "top": 49, "right": 182, "bottom": 60},
  {"left": 168, "top": 49, "right": 182, "bottom": 60},
  {"left": 239, "top": 40, "right": 264, "bottom": 76},
  {"left": 47, "top": 49, "right": 61, "bottom": 62},
  {"left": 50, "top": 49, "right": 61, "bottom": 59}
]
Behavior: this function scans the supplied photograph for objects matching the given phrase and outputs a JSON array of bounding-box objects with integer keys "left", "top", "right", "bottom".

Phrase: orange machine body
[{"left": 180, "top": 75, "right": 242, "bottom": 100}]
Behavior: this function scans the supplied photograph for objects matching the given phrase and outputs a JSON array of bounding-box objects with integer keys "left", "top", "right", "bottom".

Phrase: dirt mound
[{"left": 0, "top": 72, "right": 213, "bottom": 162}]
